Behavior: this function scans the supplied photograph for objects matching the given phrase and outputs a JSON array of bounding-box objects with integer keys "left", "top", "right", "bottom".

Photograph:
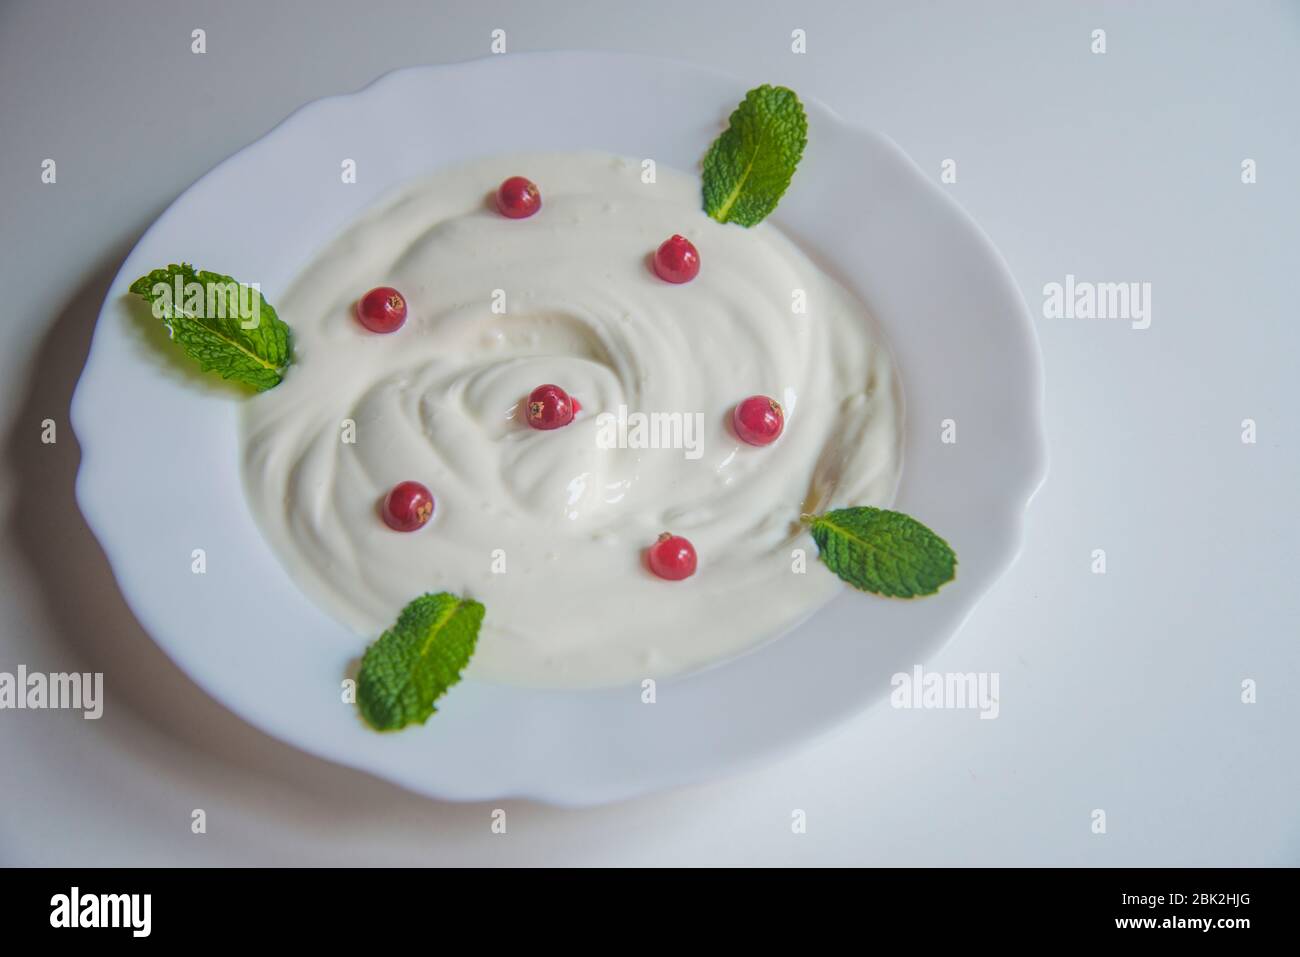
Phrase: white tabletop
[{"left": 1, "top": 0, "right": 1296, "bottom": 865}]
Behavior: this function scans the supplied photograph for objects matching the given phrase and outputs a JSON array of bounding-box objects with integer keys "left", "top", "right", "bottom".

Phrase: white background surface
[{"left": 1, "top": 0, "right": 1296, "bottom": 865}]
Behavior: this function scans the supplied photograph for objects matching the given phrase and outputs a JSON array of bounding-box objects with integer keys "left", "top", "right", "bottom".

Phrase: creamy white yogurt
[{"left": 241, "top": 152, "right": 902, "bottom": 688}]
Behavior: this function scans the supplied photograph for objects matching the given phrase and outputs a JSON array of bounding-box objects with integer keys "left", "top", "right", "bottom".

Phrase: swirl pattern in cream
[{"left": 241, "top": 153, "right": 901, "bottom": 687}]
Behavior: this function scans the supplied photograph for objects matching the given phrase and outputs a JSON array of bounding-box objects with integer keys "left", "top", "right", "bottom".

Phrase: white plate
[{"left": 71, "top": 52, "right": 1045, "bottom": 806}]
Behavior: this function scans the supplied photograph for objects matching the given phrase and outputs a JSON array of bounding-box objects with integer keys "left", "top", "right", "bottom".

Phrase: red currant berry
[
  {"left": 382, "top": 481, "right": 434, "bottom": 532},
  {"left": 356, "top": 286, "right": 408, "bottom": 333},
  {"left": 496, "top": 176, "right": 541, "bottom": 219},
  {"left": 733, "top": 395, "right": 784, "bottom": 446},
  {"left": 647, "top": 532, "right": 697, "bottom": 581},
  {"left": 653, "top": 234, "right": 700, "bottom": 284},
  {"left": 571, "top": 397, "right": 582, "bottom": 415},
  {"left": 525, "top": 384, "right": 575, "bottom": 430}
]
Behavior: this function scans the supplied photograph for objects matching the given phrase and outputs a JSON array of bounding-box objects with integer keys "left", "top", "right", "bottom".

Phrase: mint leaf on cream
[
  {"left": 128, "top": 263, "right": 292, "bottom": 392},
  {"left": 805, "top": 507, "right": 956, "bottom": 598},
  {"left": 702, "top": 84, "right": 808, "bottom": 227},
  {"left": 357, "top": 592, "right": 485, "bottom": 731}
]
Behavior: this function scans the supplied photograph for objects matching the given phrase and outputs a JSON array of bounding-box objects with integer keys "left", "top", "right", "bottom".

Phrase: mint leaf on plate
[
  {"left": 129, "top": 263, "right": 292, "bottom": 392},
  {"left": 702, "top": 84, "right": 808, "bottom": 227},
  {"left": 805, "top": 507, "right": 956, "bottom": 598},
  {"left": 357, "top": 592, "right": 485, "bottom": 731}
]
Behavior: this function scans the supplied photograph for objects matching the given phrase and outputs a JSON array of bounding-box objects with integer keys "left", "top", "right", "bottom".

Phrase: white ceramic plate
[{"left": 71, "top": 52, "right": 1045, "bottom": 806}]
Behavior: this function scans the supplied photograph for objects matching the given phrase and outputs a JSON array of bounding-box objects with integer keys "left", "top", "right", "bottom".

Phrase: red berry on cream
[
  {"left": 648, "top": 533, "right": 697, "bottom": 580},
  {"left": 733, "top": 395, "right": 784, "bottom": 445},
  {"left": 653, "top": 234, "right": 700, "bottom": 283},
  {"left": 356, "top": 286, "right": 407, "bottom": 333},
  {"left": 382, "top": 481, "right": 434, "bottom": 531},
  {"left": 525, "top": 384, "right": 575, "bottom": 430},
  {"left": 496, "top": 176, "right": 541, "bottom": 219}
]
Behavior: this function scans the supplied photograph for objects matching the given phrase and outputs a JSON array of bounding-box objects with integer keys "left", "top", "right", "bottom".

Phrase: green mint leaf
[
  {"left": 702, "top": 84, "right": 808, "bottom": 227},
  {"left": 806, "top": 507, "right": 957, "bottom": 598},
  {"left": 356, "top": 592, "right": 485, "bottom": 731},
  {"left": 128, "top": 263, "right": 292, "bottom": 392}
]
